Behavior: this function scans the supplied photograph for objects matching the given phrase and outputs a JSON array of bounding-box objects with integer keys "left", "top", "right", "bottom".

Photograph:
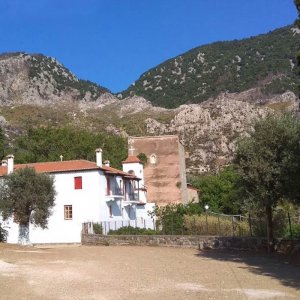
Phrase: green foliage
[
  {"left": 108, "top": 226, "right": 157, "bottom": 235},
  {"left": 13, "top": 126, "right": 128, "bottom": 169},
  {"left": 154, "top": 202, "right": 203, "bottom": 234},
  {"left": 285, "top": 223, "right": 300, "bottom": 238},
  {"left": 0, "top": 127, "right": 4, "bottom": 160},
  {"left": 189, "top": 167, "right": 241, "bottom": 214},
  {"left": 0, "top": 167, "right": 56, "bottom": 229},
  {"left": 137, "top": 153, "right": 147, "bottom": 165},
  {"left": 93, "top": 223, "right": 103, "bottom": 234},
  {"left": 123, "top": 26, "right": 300, "bottom": 108},
  {"left": 295, "top": 0, "right": 300, "bottom": 92},
  {"left": 234, "top": 114, "right": 300, "bottom": 241}
]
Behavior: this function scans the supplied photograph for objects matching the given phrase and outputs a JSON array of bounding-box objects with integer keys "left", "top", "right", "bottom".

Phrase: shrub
[
  {"left": 137, "top": 153, "right": 147, "bottom": 165},
  {"left": 93, "top": 223, "right": 103, "bottom": 235},
  {"left": 154, "top": 202, "right": 203, "bottom": 235},
  {"left": 108, "top": 226, "right": 157, "bottom": 235}
]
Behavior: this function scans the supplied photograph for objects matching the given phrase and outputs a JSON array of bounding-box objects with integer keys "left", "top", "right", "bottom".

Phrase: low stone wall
[
  {"left": 82, "top": 234, "right": 300, "bottom": 264},
  {"left": 82, "top": 234, "right": 270, "bottom": 250}
]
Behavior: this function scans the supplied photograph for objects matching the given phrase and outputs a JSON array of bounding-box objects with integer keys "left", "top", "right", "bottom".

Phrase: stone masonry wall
[
  {"left": 82, "top": 234, "right": 300, "bottom": 263},
  {"left": 82, "top": 234, "right": 270, "bottom": 250}
]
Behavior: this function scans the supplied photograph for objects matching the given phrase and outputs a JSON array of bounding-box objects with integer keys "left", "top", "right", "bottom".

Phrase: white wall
[
  {"left": 6, "top": 169, "right": 106, "bottom": 244},
  {"left": 2, "top": 165, "right": 155, "bottom": 244}
]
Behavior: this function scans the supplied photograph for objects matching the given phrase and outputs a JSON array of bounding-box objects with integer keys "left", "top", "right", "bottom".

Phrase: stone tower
[{"left": 128, "top": 135, "right": 188, "bottom": 206}]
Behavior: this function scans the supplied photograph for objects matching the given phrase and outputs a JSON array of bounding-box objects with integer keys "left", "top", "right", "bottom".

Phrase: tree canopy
[
  {"left": 0, "top": 167, "right": 56, "bottom": 244},
  {"left": 234, "top": 114, "right": 300, "bottom": 247},
  {"left": 189, "top": 167, "right": 241, "bottom": 214},
  {"left": 13, "top": 126, "right": 128, "bottom": 169},
  {"left": 0, "top": 127, "right": 4, "bottom": 160}
]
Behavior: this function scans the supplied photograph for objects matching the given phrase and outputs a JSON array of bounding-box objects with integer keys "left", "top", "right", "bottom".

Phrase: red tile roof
[
  {"left": 122, "top": 155, "right": 141, "bottom": 164},
  {"left": 0, "top": 160, "right": 138, "bottom": 179},
  {"left": 187, "top": 183, "right": 199, "bottom": 191}
]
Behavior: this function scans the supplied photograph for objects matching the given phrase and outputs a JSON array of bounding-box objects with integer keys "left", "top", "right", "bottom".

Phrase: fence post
[
  {"left": 218, "top": 215, "right": 220, "bottom": 236},
  {"left": 205, "top": 212, "right": 208, "bottom": 235},
  {"left": 288, "top": 212, "right": 293, "bottom": 241},
  {"left": 144, "top": 219, "right": 146, "bottom": 229},
  {"left": 248, "top": 214, "right": 253, "bottom": 237},
  {"left": 231, "top": 216, "right": 234, "bottom": 237}
]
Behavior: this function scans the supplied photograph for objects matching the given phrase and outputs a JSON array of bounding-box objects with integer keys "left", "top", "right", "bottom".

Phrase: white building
[{"left": 0, "top": 149, "right": 155, "bottom": 244}]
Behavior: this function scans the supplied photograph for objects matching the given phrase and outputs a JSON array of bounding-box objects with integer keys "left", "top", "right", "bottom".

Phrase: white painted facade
[{"left": 0, "top": 153, "right": 155, "bottom": 244}]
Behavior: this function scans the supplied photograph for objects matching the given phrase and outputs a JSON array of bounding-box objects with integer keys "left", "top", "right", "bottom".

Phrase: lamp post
[{"left": 204, "top": 205, "right": 209, "bottom": 234}]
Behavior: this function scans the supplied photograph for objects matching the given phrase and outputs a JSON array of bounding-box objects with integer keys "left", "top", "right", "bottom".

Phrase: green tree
[
  {"left": 0, "top": 127, "right": 4, "bottom": 160},
  {"left": 0, "top": 167, "right": 56, "bottom": 245},
  {"left": 234, "top": 114, "right": 300, "bottom": 251},
  {"left": 189, "top": 167, "right": 241, "bottom": 214},
  {"left": 137, "top": 153, "right": 147, "bottom": 165},
  {"left": 13, "top": 127, "right": 127, "bottom": 169}
]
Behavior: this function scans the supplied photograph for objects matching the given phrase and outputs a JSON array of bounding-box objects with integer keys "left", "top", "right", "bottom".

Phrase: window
[
  {"left": 64, "top": 205, "right": 72, "bottom": 220},
  {"left": 109, "top": 205, "right": 113, "bottom": 218},
  {"left": 74, "top": 176, "right": 82, "bottom": 190},
  {"left": 150, "top": 154, "right": 157, "bottom": 164}
]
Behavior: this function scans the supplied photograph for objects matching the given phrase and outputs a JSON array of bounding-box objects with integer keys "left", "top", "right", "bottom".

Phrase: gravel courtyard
[{"left": 0, "top": 243, "right": 299, "bottom": 300}]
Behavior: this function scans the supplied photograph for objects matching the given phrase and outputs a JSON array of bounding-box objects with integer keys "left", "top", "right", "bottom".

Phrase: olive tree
[
  {"left": 235, "top": 114, "right": 300, "bottom": 251},
  {"left": 0, "top": 167, "right": 56, "bottom": 245}
]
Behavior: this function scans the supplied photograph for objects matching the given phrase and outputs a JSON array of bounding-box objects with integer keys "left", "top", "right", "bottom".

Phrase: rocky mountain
[
  {"left": 122, "top": 26, "right": 300, "bottom": 108},
  {"left": 0, "top": 52, "right": 108, "bottom": 105},
  {"left": 0, "top": 24, "right": 299, "bottom": 174}
]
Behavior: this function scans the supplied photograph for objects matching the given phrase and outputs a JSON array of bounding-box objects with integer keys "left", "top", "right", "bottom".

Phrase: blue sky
[{"left": 0, "top": 0, "right": 297, "bottom": 92}]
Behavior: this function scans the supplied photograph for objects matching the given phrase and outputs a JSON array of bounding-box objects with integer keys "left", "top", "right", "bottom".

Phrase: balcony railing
[{"left": 106, "top": 188, "right": 123, "bottom": 196}]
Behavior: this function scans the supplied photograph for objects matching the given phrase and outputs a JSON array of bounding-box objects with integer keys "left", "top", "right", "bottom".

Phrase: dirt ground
[{"left": 0, "top": 243, "right": 299, "bottom": 300}]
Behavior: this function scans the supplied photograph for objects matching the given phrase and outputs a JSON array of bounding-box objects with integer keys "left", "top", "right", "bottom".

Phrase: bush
[
  {"left": 183, "top": 215, "right": 250, "bottom": 236},
  {"left": 93, "top": 223, "right": 103, "bottom": 234},
  {"left": 154, "top": 202, "right": 203, "bottom": 235},
  {"left": 108, "top": 226, "right": 157, "bottom": 235}
]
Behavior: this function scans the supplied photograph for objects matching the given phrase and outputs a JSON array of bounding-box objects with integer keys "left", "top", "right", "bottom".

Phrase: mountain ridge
[
  {"left": 121, "top": 25, "right": 300, "bottom": 108},
  {"left": 0, "top": 24, "right": 299, "bottom": 173}
]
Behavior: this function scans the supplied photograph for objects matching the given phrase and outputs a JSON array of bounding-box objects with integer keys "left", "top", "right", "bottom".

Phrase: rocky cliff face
[{"left": 0, "top": 52, "right": 108, "bottom": 105}]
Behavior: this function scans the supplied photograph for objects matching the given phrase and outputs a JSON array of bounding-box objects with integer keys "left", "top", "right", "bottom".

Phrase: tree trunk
[
  {"left": 18, "top": 222, "right": 31, "bottom": 245},
  {"left": 266, "top": 205, "right": 274, "bottom": 253}
]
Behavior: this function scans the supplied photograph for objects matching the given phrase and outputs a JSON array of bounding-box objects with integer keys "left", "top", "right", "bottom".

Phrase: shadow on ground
[{"left": 196, "top": 249, "right": 300, "bottom": 290}]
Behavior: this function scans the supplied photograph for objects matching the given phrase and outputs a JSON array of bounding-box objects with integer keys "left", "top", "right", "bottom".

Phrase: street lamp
[{"left": 204, "top": 204, "right": 209, "bottom": 234}]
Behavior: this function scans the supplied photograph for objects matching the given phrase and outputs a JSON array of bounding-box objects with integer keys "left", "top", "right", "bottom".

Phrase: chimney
[
  {"left": 1, "top": 160, "right": 7, "bottom": 167},
  {"left": 95, "top": 148, "right": 102, "bottom": 167},
  {"left": 6, "top": 154, "right": 14, "bottom": 174},
  {"left": 104, "top": 160, "right": 110, "bottom": 167}
]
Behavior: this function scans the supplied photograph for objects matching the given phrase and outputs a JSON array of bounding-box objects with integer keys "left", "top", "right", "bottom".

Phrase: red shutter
[{"left": 74, "top": 176, "right": 82, "bottom": 189}]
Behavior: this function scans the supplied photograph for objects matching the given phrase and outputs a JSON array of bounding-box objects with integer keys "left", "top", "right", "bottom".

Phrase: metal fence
[{"left": 83, "top": 211, "right": 300, "bottom": 238}]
